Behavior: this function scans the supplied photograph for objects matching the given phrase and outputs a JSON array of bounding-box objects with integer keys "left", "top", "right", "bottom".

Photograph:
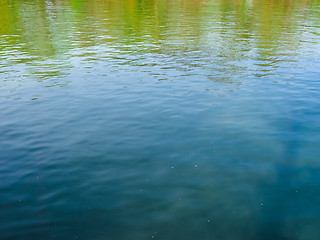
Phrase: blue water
[{"left": 1, "top": 0, "right": 320, "bottom": 239}]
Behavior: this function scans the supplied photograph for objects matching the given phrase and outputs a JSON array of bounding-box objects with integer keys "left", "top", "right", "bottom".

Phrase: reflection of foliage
[
  {"left": 0, "top": 0, "right": 73, "bottom": 85},
  {"left": 0, "top": 0, "right": 320, "bottom": 84}
]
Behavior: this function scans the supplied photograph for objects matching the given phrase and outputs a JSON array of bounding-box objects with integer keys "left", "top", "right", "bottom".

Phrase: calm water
[{"left": 1, "top": 0, "right": 320, "bottom": 239}]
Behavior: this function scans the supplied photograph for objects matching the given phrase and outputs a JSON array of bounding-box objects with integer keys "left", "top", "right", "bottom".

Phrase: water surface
[{"left": 1, "top": 0, "right": 320, "bottom": 239}]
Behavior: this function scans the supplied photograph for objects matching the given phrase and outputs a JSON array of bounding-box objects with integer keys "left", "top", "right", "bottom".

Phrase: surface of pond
[{"left": 1, "top": 0, "right": 320, "bottom": 239}]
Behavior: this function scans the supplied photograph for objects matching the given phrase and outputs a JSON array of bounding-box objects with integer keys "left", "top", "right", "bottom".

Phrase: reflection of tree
[
  {"left": 71, "top": 0, "right": 316, "bottom": 83},
  {"left": 0, "top": 0, "right": 319, "bottom": 84},
  {"left": 0, "top": 0, "right": 73, "bottom": 82}
]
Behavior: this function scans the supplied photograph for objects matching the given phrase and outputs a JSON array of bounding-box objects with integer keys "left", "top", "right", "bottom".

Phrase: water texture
[{"left": 1, "top": 0, "right": 320, "bottom": 239}]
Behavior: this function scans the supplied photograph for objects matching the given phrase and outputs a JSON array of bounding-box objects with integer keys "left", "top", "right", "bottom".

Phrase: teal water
[{"left": 1, "top": 0, "right": 320, "bottom": 239}]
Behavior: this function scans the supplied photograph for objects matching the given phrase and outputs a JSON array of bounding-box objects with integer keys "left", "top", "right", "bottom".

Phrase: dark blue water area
[{"left": 1, "top": 54, "right": 320, "bottom": 239}]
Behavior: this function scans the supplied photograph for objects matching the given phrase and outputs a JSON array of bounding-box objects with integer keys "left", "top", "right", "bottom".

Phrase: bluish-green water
[{"left": 1, "top": 0, "right": 320, "bottom": 239}]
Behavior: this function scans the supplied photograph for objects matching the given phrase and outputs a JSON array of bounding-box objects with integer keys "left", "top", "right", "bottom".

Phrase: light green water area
[{"left": 1, "top": 0, "right": 320, "bottom": 239}]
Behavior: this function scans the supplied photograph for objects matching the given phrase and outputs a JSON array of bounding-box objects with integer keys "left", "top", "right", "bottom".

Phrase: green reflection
[{"left": 0, "top": 0, "right": 320, "bottom": 83}]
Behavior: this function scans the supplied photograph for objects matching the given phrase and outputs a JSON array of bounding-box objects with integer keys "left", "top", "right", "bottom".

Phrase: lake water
[{"left": 1, "top": 0, "right": 320, "bottom": 239}]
